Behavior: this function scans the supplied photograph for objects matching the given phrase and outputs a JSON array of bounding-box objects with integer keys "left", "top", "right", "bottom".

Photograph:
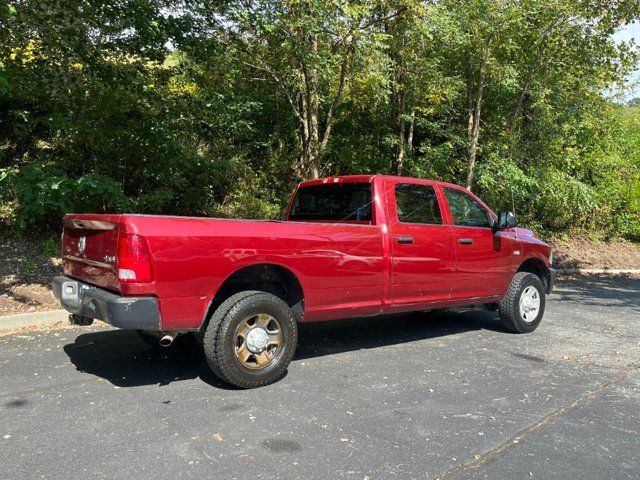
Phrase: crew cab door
[
  {"left": 442, "top": 187, "right": 513, "bottom": 298},
  {"left": 388, "top": 180, "right": 455, "bottom": 307}
]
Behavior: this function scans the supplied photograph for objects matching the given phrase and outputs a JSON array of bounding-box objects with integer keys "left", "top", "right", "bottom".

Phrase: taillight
[{"left": 117, "top": 234, "right": 153, "bottom": 283}]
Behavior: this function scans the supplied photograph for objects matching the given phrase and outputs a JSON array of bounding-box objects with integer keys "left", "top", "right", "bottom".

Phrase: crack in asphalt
[{"left": 436, "top": 361, "right": 640, "bottom": 480}]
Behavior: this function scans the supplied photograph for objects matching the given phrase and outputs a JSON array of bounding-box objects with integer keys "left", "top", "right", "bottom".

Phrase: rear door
[
  {"left": 388, "top": 180, "right": 455, "bottom": 307},
  {"left": 62, "top": 215, "right": 121, "bottom": 291},
  {"left": 442, "top": 187, "right": 512, "bottom": 299}
]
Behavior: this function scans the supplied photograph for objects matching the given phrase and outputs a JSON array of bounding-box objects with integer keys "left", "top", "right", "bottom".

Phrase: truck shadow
[
  {"left": 295, "top": 310, "right": 505, "bottom": 360},
  {"left": 63, "top": 310, "right": 506, "bottom": 390}
]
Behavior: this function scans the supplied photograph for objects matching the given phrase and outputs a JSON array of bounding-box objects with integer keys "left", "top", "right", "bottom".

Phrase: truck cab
[{"left": 287, "top": 175, "right": 553, "bottom": 309}]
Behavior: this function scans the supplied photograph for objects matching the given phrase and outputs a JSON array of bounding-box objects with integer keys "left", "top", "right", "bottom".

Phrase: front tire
[
  {"left": 203, "top": 291, "right": 298, "bottom": 389},
  {"left": 498, "top": 272, "right": 546, "bottom": 333}
]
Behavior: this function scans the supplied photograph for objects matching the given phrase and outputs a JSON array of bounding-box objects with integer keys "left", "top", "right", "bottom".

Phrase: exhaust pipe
[{"left": 156, "top": 330, "right": 183, "bottom": 347}]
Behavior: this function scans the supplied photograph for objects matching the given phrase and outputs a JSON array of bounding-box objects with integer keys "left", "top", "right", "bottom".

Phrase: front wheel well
[
  {"left": 517, "top": 257, "right": 550, "bottom": 291},
  {"left": 201, "top": 264, "right": 304, "bottom": 331}
]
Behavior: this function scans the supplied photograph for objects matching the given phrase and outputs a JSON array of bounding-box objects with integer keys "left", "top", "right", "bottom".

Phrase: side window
[
  {"left": 395, "top": 184, "right": 443, "bottom": 225},
  {"left": 444, "top": 188, "right": 492, "bottom": 228}
]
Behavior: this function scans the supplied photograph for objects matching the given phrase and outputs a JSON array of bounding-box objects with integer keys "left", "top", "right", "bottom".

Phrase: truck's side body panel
[
  {"left": 139, "top": 218, "right": 385, "bottom": 328},
  {"left": 60, "top": 175, "right": 553, "bottom": 331},
  {"left": 447, "top": 225, "right": 514, "bottom": 299}
]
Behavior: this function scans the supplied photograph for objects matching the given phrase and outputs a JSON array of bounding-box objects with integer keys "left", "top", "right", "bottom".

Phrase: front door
[
  {"left": 443, "top": 187, "right": 513, "bottom": 299},
  {"left": 389, "top": 181, "right": 456, "bottom": 307}
]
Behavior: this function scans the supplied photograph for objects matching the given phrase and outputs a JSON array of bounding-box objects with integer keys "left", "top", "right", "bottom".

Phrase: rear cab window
[{"left": 288, "top": 182, "right": 373, "bottom": 223}]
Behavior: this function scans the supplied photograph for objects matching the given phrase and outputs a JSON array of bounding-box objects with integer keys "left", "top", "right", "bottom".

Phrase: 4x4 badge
[{"left": 78, "top": 236, "right": 86, "bottom": 254}]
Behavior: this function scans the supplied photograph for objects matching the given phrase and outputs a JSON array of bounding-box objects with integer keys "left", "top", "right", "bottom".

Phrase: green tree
[
  {"left": 0, "top": 0, "right": 639, "bottom": 240},
  {"left": 227, "top": 0, "right": 405, "bottom": 179}
]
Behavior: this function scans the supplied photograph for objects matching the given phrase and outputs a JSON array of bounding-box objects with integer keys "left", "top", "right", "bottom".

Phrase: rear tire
[
  {"left": 203, "top": 291, "right": 298, "bottom": 389},
  {"left": 498, "top": 272, "right": 546, "bottom": 333}
]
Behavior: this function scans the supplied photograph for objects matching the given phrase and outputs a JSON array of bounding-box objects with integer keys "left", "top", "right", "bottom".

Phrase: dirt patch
[
  {"left": 0, "top": 236, "right": 62, "bottom": 316},
  {"left": 551, "top": 238, "right": 640, "bottom": 271}
]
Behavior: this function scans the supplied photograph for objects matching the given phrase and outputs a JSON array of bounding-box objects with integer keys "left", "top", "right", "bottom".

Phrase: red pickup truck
[{"left": 53, "top": 175, "right": 555, "bottom": 388}]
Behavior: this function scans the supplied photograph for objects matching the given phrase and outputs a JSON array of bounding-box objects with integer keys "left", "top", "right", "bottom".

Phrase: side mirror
[{"left": 495, "top": 211, "right": 517, "bottom": 230}]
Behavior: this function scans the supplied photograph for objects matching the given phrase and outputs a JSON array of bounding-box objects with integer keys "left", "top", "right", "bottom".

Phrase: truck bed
[{"left": 63, "top": 213, "right": 386, "bottom": 329}]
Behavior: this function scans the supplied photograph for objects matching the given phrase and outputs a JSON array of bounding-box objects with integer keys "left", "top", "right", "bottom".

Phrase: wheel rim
[
  {"left": 519, "top": 285, "right": 541, "bottom": 323},
  {"left": 233, "top": 313, "right": 283, "bottom": 370}
]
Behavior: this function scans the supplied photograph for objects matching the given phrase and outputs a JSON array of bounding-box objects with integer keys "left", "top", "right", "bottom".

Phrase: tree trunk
[
  {"left": 308, "top": 36, "right": 320, "bottom": 179},
  {"left": 466, "top": 59, "right": 485, "bottom": 191},
  {"left": 298, "top": 88, "right": 311, "bottom": 179},
  {"left": 298, "top": 35, "right": 321, "bottom": 180},
  {"left": 466, "top": 54, "right": 474, "bottom": 140},
  {"left": 295, "top": 36, "right": 350, "bottom": 180},
  {"left": 318, "top": 46, "right": 350, "bottom": 169},
  {"left": 508, "top": 73, "right": 533, "bottom": 133},
  {"left": 407, "top": 108, "right": 415, "bottom": 154},
  {"left": 395, "top": 89, "right": 406, "bottom": 175}
]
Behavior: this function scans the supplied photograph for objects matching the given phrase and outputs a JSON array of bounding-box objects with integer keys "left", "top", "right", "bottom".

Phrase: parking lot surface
[{"left": 1, "top": 276, "right": 638, "bottom": 479}]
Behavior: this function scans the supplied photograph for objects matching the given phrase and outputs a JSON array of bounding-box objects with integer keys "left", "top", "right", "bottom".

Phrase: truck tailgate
[{"left": 62, "top": 214, "right": 121, "bottom": 292}]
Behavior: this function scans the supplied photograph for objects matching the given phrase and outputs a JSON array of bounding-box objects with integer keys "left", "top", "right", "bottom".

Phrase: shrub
[
  {"left": 10, "top": 165, "right": 132, "bottom": 232},
  {"left": 42, "top": 237, "right": 59, "bottom": 257}
]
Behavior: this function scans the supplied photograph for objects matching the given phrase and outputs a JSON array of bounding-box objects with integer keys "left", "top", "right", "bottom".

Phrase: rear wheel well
[
  {"left": 201, "top": 264, "right": 304, "bottom": 331},
  {"left": 517, "top": 258, "right": 550, "bottom": 290}
]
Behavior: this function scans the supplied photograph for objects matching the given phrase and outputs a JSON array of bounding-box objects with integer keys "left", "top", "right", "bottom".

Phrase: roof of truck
[{"left": 298, "top": 175, "right": 466, "bottom": 190}]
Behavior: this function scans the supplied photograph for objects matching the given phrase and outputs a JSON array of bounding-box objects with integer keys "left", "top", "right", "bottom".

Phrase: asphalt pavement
[{"left": 1, "top": 276, "right": 638, "bottom": 480}]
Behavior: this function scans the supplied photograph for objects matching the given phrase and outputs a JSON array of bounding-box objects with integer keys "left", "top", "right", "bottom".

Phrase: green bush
[
  {"left": 10, "top": 165, "right": 132, "bottom": 232},
  {"left": 476, "top": 159, "right": 539, "bottom": 219},
  {"left": 42, "top": 237, "right": 59, "bottom": 257},
  {"left": 535, "top": 169, "right": 598, "bottom": 231}
]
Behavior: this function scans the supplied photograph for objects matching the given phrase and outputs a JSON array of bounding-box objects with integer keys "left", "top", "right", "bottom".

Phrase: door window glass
[
  {"left": 395, "top": 184, "right": 443, "bottom": 225},
  {"left": 444, "top": 188, "right": 492, "bottom": 228}
]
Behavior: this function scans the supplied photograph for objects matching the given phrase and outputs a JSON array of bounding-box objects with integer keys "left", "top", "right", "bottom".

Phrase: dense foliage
[{"left": 1, "top": 0, "right": 639, "bottom": 239}]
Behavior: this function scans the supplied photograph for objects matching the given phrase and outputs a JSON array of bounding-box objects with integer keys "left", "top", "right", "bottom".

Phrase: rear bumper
[
  {"left": 52, "top": 276, "right": 160, "bottom": 330},
  {"left": 546, "top": 268, "right": 556, "bottom": 294}
]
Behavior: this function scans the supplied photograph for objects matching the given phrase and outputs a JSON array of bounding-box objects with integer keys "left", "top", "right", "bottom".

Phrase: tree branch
[
  {"left": 242, "top": 60, "right": 304, "bottom": 126},
  {"left": 320, "top": 46, "right": 351, "bottom": 156}
]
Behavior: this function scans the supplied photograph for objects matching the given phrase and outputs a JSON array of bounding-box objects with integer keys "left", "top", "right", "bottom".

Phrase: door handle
[
  {"left": 458, "top": 238, "right": 474, "bottom": 245},
  {"left": 397, "top": 236, "right": 414, "bottom": 244}
]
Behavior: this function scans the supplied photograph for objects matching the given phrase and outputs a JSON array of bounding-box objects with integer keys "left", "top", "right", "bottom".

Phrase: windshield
[{"left": 288, "top": 183, "right": 373, "bottom": 222}]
